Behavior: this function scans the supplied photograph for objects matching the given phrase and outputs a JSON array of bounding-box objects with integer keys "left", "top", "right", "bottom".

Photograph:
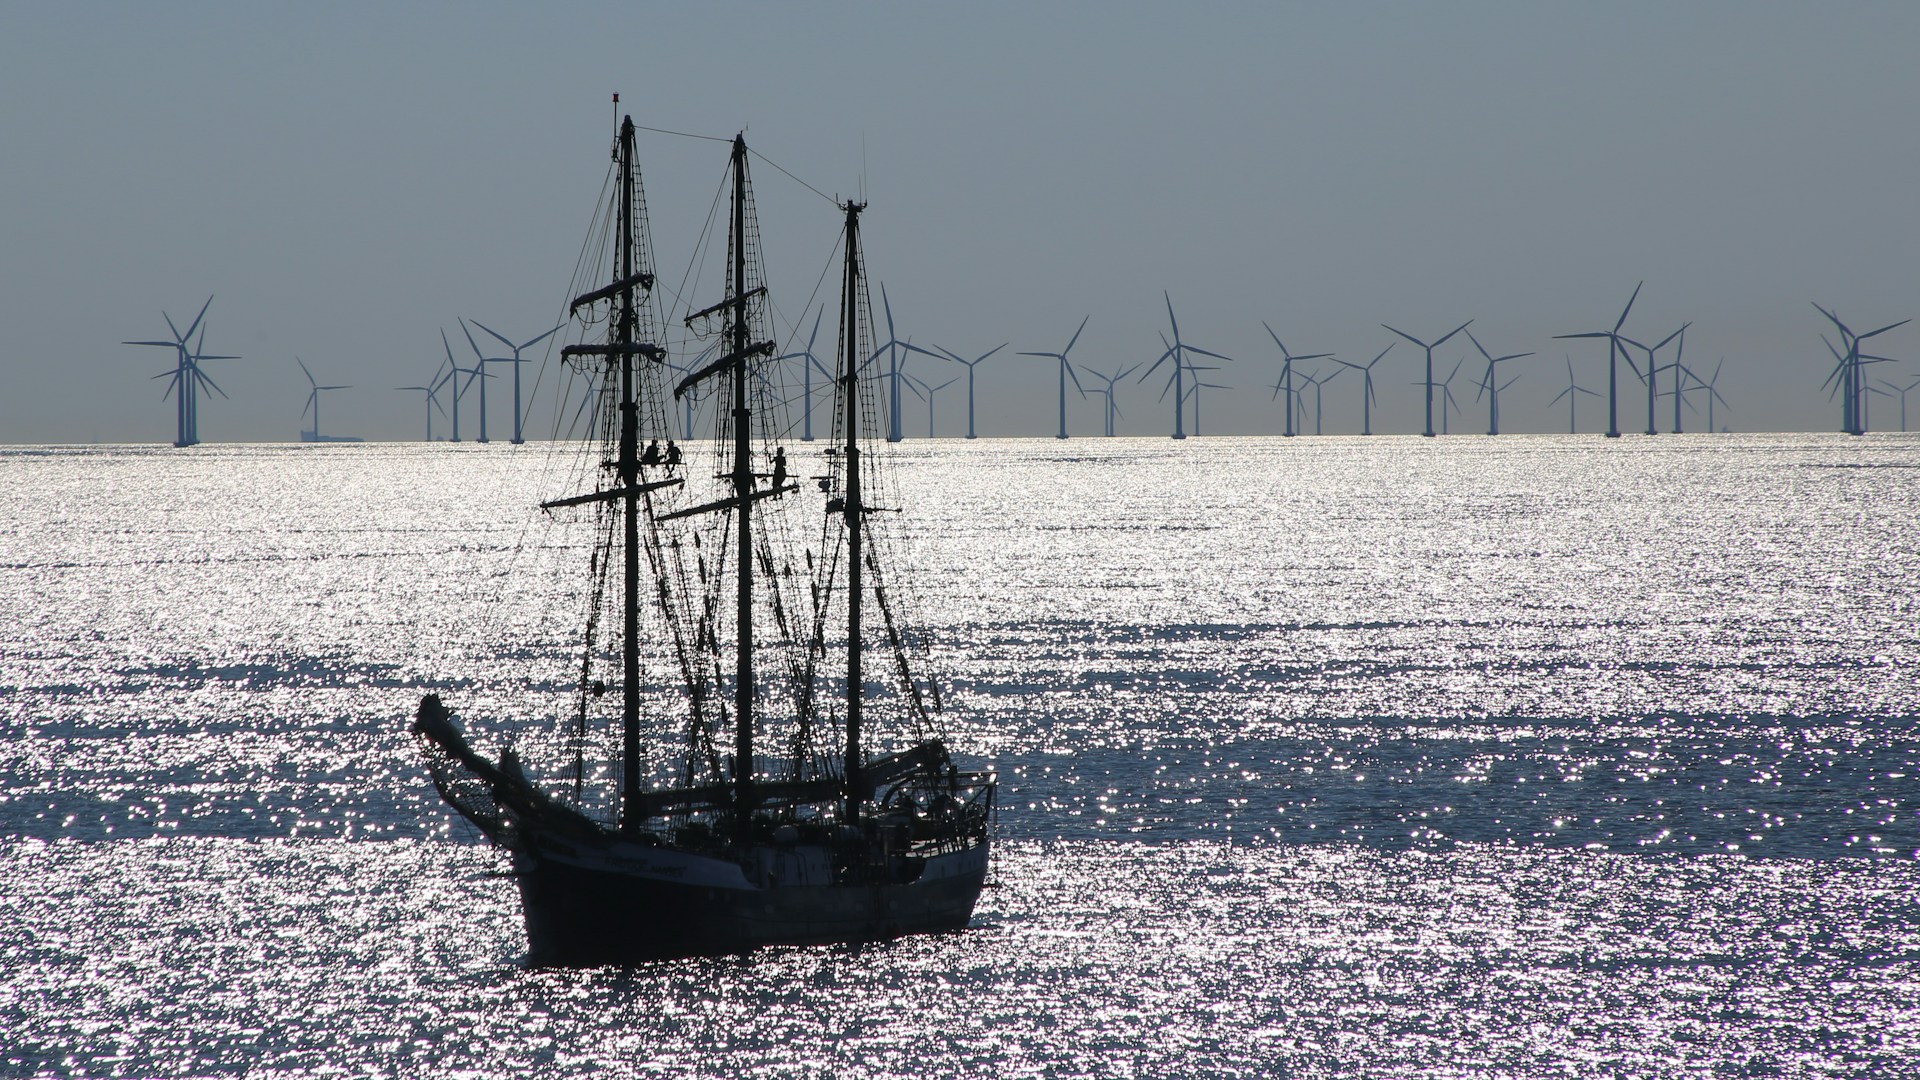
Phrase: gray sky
[{"left": 4, "top": 2, "right": 1917, "bottom": 443}]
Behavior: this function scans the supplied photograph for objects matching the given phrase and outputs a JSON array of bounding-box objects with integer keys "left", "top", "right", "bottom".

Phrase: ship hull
[{"left": 512, "top": 838, "right": 990, "bottom": 965}]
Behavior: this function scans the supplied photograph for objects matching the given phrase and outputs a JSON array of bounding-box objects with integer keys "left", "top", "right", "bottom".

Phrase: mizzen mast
[{"left": 839, "top": 200, "right": 869, "bottom": 821}]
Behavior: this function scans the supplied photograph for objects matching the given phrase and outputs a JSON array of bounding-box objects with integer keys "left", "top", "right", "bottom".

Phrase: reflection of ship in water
[{"left": 412, "top": 110, "right": 995, "bottom": 964}]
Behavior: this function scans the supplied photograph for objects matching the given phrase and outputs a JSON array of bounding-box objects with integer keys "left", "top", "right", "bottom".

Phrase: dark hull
[{"left": 514, "top": 843, "right": 990, "bottom": 965}]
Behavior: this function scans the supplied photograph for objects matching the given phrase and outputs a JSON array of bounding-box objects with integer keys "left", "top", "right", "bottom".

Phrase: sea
[{"left": 2, "top": 433, "right": 1916, "bottom": 1079}]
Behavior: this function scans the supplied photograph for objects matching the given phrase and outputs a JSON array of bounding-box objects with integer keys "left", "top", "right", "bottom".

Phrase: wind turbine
[
  {"left": 124, "top": 296, "right": 234, "bottom": 447},
  {"left": 438, "top": 327, "right": 485, "bottom": 442},
  {"left": 1813, "top": 304, "right": 1909, "bottom": 435},
  {"left": 1262, "top": 323, "right": 1330, "bottom": 437},
  {"left": 903, "top": 373, "right": 959, "bottom": 438},
  {"left": 1417, "top": 358, "right": 1467, "bottom": 435},
  {"left": 471, "top": 320, "right": 562, "bottom": 444},
  {"left": 1466, "top": 330, "right": 1533, "bottom": 436},
  {"left": 1547, "top": 355, "right": 1600, "bottom": 434},
  {"left": 1334, "top": 343, "right": 1393, "bottom": 435},
  {"left": 1619, "top": 322, "right": 1689, "bottom": 436},
  {"left": 1383, "top": 320, "right": 1472, "bottom": 437},
  {"left": 778, "top": 306, "right": 835, "bottom": 441},
  {"left": 1181, "top": 370, "right": 1230, "bottom": 437},
  {"left": 396, "top": 362, "right": 449, "bottom": 441},
  {"left": 934, "top": 342, "right": 1006, "bottom": 440},
  {"left": 867, "top": 284, "right": 943, "bottom": 442},
  {"left": 1702, "top": 359, "right": 1731, "bottom": 433},
  {"left": 1555, "top": 281, "right": 1642, "bottom": 438},
  {"left": 458, "top": 320, "right": 504, "bottom": 443},
  {"left": 1438, "top": 359, "right": 1465, "bottom": 435},
  {"left": 1882, "top": 376, "right": 1920, "bottom": 432},
  {"left": 1086, "top": 364, "right": 1137, "bottom": 436},
  {"left": 297, "top": 357, "right": 350, "bottom": 442},
  {"left": 1139, "top": 292, "right": 1231, "bottom": 439},
  {"left": 1299, "top": 367, "right": 1342, "bottom": 436},
  {"left": 1019, "top": 316, "right": 1090, "bottom": 439}
]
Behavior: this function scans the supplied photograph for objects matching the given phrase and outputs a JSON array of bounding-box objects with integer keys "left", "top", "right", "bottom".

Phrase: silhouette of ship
[{"left": 412, "top": 109, "right": 995, "bottom": 964}]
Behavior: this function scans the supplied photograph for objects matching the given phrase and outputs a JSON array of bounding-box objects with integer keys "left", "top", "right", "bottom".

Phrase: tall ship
[{"left": 412, "top": 110, "right": 995, "bottom": 964}]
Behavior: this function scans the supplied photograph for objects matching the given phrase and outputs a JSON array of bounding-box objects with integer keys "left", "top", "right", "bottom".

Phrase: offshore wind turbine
[
  {"left": 933, "top": 342, "right": 1006, "bottom": 440},
  {"left": 458, "top": 320, "right": 502, "bottom": 443},
  {"left": 1619, "top": 322, "right": 1688, "bottom": 436},
  {"left": 297, "top": 357, "right": 351, "bottom": 442},
  {"left": 1420, "top": 357, "right": 1468, "bottom": 435},
  {"left": 1548, "top": 355, "right": 1600, "bottom": 433},
  {"left": 1181, "top": 371, "right": 1230, "bottom": 437},
  {"left": 1466, "top": 330, "right": 1532, "bottom": 436},
  {"left": 903, "top": 373, "right": 958, "bottom": 438},
  {"left": 1299, "top": 367, "right": 1341, "bottom": 435},
  {"left": 1555, "top": 281, "right": 1642, "bottom": 438},
  {"left": 124, "top": 295, "right": 235, "bottom": 447},
  {"left": 1086, "top": 364, "right": 1137, "bottom": 436},
  {"left": 867, "top": 284, "right": 943, "bottom": 442},
  {"left": 438, "top": 327, "right": 483, "bottom": 442},
  {"left": 396, "top": 365, "right": 450, "bottom": 442},
  {"left": 777, "top": 306, "right": 833, "bottom": 441},
  {"left": 1701, "top": 359, "right": 1730, "bottom": 433},
  {"left": 1139, "top": 292, "right": 1231, "bottom": 439},
  {"left": 1262, "top": 323, "right": 1331, "bottom": 437},
  {"left": 1882, "top": 376, "right": 1920, "bottom": 432},
  {"left": 1019, "top": 315, "right": 1090, "bottom": 440},
  {"left": 1383, "top": 319, "right": 1471, "bottom": 437},
  {"left": 472, "top": 320, "right": 562, "bottom": 444},
  {"left": 1813, "top": 303, "right": 1909, "bottom": 435},
  {"left": 1334, "top": 343, "right": 1393, "bottom": 435}
]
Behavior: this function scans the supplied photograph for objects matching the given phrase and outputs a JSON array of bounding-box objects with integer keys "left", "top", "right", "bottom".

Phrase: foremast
[{"left": 551, "top": 111, "right": 670, "bottom": 837}]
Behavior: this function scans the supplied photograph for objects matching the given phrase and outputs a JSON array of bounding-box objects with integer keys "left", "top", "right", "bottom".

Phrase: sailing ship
[{"left": 411, "top": 111, "right": 995, "bottom": 965}]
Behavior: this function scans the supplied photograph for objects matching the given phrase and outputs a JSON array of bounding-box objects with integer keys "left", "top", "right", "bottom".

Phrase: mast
[
  {"left": 617, "top": 115, "right": 644, "bottom": 835},
  {"left": 841, "top": 200, "right": 867, "bottom": 819},
  {"left": 730, "top": 134, "right": 755, "bottom": 824}
]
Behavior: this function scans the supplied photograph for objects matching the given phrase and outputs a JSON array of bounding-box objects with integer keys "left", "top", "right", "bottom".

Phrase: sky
[{"left": 4, "top": 2, "right": 1918, "bottom": 443}]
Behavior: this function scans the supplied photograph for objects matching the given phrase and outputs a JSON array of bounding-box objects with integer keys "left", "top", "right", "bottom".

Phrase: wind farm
[{"left": 105, "top": 273, "right": 1920, "bottom": 447}]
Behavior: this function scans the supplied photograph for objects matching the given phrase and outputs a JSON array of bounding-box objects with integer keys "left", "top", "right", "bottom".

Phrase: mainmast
[
  {"left": 840, "top": 200, "right": 867, "bottom": 820},
  {"left": 728, "top": 134, "right": 755, "bottom": 823},
  {"left": 617, "top": 117, "right": 645, "bottom": 835}
]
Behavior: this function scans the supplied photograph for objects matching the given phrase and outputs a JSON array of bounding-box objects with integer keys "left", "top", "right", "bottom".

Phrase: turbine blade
[{"left": 1614, "top": 280, "right": 1643, "bottom": 333}]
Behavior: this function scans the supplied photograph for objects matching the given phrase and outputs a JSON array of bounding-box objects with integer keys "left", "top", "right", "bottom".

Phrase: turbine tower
[
  {"left": 1555, "top": 281, "right": 1642, "bottom": 438},
  {"left": 297, "top": 357, "right": 351, "bottom": 442},
  {"left": 1333, "top": 343, "right": 1394, "bottom": 435},
  {"left": 471, "top": 320, "right": 562, "bottom": 444},
  {"left": 1383, "top": 320, "right": 1471, "bottom": 437},
  {"left": 934, "top": 342, "right": 1007, "bottom": 440},
  {"left": 1263, "top": 322, "right": 1330, "bottom": 437},
  {"left": 1019, "top": 315, "right": 1090, "bottom": 440},
  {"left": 1466, "top": 330, "right": 1532, "bottom": 436},
  {"left": 1140, "top": 292, "right": 1231, "bottom": 439}
]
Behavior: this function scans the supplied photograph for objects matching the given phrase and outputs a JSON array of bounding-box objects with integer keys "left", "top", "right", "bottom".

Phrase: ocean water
[{"left": 2, "top": 434, "right": 1916, "bottom": 1078}]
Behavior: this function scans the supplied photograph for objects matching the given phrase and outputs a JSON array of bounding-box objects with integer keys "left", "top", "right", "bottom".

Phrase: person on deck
[{"left": 640, "top": 439, "right": 661, "bottom": 466}]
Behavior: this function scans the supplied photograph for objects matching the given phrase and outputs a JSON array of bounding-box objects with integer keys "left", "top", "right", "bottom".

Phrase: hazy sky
[{"left": 4, "top": 2, "right": 1918, "bottom": 443}]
